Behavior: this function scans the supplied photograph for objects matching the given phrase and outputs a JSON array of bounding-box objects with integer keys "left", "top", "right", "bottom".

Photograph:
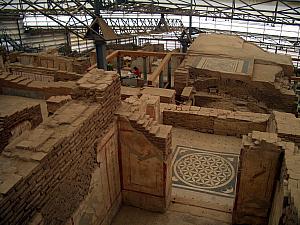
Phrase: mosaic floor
[{"left": 172, "top": 145, "right": 239, "bottom": 198}]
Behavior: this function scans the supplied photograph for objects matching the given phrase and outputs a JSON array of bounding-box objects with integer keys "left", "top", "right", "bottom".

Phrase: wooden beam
[
  {"left": 290, "top": 76, "right": 300, "bottom": 81},
  {"left": 106, "top": 50, "right": 120, "bottom": 61},
  {"left": 87, "top": 50, "right": 120, "bottom": 71},
  {"left": 149, "top": 52, "right": 172, "bottom": 84},
  {"left": 86, "top": 63, "right": 96, "bottom": 71},
  {"left": 118, "top": 50, "right": 167, "bottom": 58},
  {"left": 118, "top": 50, "right": 186, "bottom": 58},
  {"left": 86, "top": 50, "right": 186, "bottom": 72}
]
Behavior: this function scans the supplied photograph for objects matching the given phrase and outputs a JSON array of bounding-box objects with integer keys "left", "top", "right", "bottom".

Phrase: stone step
[
  {"left": 5, "top": 75, "right": 21, "bottom": 81},
  {"left": 149, "top": 125, "right": 160, "bottom": 135},
  {"left": 18, "top": 78, "right": 33, "bottom": 86},
  {"left": 144, "top": 117, "right": 154, "bottom": 130},
  {"left": 0, "top": 72, "right": 10, "bottom": 79},
  {"left": 128, "top": 111, "right": 143, "bottom": 122},
  {"left": 11, "top": 76, "right": 28, "bottom": 83},
  {"left": 155, "top": 125, "right": 172, "bottom": 139}
]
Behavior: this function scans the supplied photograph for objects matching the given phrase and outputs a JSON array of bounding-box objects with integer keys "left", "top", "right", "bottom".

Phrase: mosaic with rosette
[{"left": 172, "top": 146, "right": 239, "bottom": 198}]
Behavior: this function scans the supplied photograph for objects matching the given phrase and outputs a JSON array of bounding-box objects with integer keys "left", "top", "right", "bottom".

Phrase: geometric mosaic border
[{"left": 172, "top": 145, "right": 239, "bottom": 198}]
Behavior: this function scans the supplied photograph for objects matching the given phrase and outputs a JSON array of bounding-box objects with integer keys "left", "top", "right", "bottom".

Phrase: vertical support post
[
  {"left": 117, "top": 55, "right": 121, "bottom": 76},
  {"left": 94, "top": 0, "right": 101, "bottom": 14},
  {"left": 65, "top": 29, "right": 71, "bottom": 55},
  {"left": 274, "top": 0, "right": 279, "bottom": 23},
  {"left": 16, "top": 18, "right": 22, "bottom": 48},
  {"left": 159, "top": 71, "right": 163, "bottom": 88},
  {"left": 182, "top": 42, "right": 188, "bottom": 53},
  {"left": 94, "top": 0, "right": 107, "bottom": 70},
  {"left": 77, "top": 36, "right": 80, "bottom": 53},
  {"left": 143, "top": 56, "right": 147, "bottom": 83},
  {"left": 167, "top": 60, "right": 171, "bottom": 89},
  {"left": 149, "top": 56, "right": 152, "bottom": 73},
  {"left": 231, "top": 0, "right": 235, "bottom": 19},
  {"left": 95, "top": 40, "right": 107, "bottom": 70},
  {"left": 189, "top": 0, "right": 193, "bottom": 35},
  {"left": 5, "top": 39, "right": 9, "bottom": 52}
]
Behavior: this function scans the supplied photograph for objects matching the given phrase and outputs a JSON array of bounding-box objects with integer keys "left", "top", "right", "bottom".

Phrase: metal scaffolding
[
  {"left": 22, "top": 17, "right": 184, "bottom": 35},
  {"left": 1, "top": 0, "right": 300, "bottom": 66},
  {"left": 2, "top": 0, "right": 300, "bottom": 25}
]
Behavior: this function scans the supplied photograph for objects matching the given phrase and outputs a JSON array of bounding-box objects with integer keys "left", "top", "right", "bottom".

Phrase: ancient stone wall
[
  {"left": 232, "top": 131, "right": 300, "bottom": 225},
  {"left": 174, "top": 34, "right": 296, "bottom": 114},
  {"left": 0, "top": 103, "right": 42, "bottom": 152},
  {"left": 0, "top": 73, "right": 76, "bottom": 99},
  {"left": 162, "top": 104, "right": 269, "bottom": 137},
  {"left": 141, "top": 87, "right": 176, "bottom": 104},
  {"left": 116, "top": 95, "right": 172, "bottom": 212},
  {"left": 0, "top": 69, "right": 120, "bottom": 225},
  {"left": 233, "top": 131, "right": 285, "bottom": 225},
  {"left": 191, "top": 77, "right": 296, "bottom": 113},
  {"left": 120, "top": 86, "right": 176, "bottom": 104},
  {"left": 268, "top": 111, "right": 300, "bottom": 146},
  {"left": 268, "top": 141, "right": 300, "bottom": 225},
  {"left": 66, "top": 120, "right": 121, "bottom": 225},
  {"left": 10, "top": 64, "right": 82, "bottom": 82},
  {"left": 266, "top": 112, "right": 300, "bottom": 224},
  {"left": 46, "top": 95, "right": 72, "bottom": 115},
  {"left": 15, "top": 53, "right": 90, "bottom": 74},
  {"left": 173, "top": 59, "right": 190, "bottom": 95}
]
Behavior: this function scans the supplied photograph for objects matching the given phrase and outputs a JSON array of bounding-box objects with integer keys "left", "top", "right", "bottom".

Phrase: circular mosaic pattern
[{"left": 174, "top": 153, "right": 234, "bottom": 189}]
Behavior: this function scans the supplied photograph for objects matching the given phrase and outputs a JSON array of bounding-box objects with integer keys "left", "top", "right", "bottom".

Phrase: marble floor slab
[{"left": 172, "top": 145, "right": 239, "bottom": 198}]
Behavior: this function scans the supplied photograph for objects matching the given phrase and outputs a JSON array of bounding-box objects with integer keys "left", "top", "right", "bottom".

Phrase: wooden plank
[
  {"left": 290, "top": 76, "right": 300, "bottom": 81},
  {"left": 87, "top": 51, "right": 185, "bottom": 72},
  {"left": 119, "top": 50, "right": 167, "bottom": 58},
  {"left": 87, "top": 50, "right": 120, "bottom": 71},
  {"left": 149, "top": 52, "right": 172, "bottom": 84},
  {"left": 106, "top": 50, "right": 120, "bottom": 61}
]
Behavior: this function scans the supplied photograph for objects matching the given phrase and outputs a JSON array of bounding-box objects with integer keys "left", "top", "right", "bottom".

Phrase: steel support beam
[
  {"left": 95, "top": 40, "right": 106, "bottom": 69},
  {"left": 149, "top": 52, "right": 172, "bottom": 85},
  {"left": 2, "top": 1, "right": 300, "bottom": 25},
  {"left": 143, "top": 56, "right": 147, "bottom": 82},
  {"left": 159, "top": 71, "right": 163, "bottom": 88},
  {"left": 167, "top": 60, "right": 171, "bottom": 89},
  {"left": 117, "top": 55, "right": 121, "bottom": 75}
]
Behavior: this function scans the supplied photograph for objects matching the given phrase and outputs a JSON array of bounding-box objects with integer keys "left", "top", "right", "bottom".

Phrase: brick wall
[
  {"left": 116, "top": 95, "right": 172, "bottom": 212},
  {"left": 65, "top": 120, "right": 121, "bottom": 225},
  {"left": 192, "top": 78, "right": 296, "bottom": 114},
  {"left": 0, "top": 103, "right": 42, "bottom": 152},
  {"left": 268, "top": 141, "right": 300, "bottom": 225},
  {"left": 46, "top": 95, "right": 72, "bottom": 115},
  {"left": 173, "top": 58, "right": 296, "bottom": 114},
  {"left": 0, "top": 68, "right": 120, "bottom": 225},
  {"left": 16, "top": 53, "right": 91, "bottom": 74},
  {"left": 10, "top": 63, "right": 82, "bottom": 82},
  {"left": 162, "top": 104, "right": 269, "bottom": 137},
  {"left": 233, "top": 131, "right": 285, "bottom": 225},
  {"left": 0, "top": 72, "right": 76, "bottom": 99},
  {"left": 267, "top": 112, "right": 300, "bottom": 225},
  {"left": 268, "top": 111, "right": 300, "bottom": 145}
]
